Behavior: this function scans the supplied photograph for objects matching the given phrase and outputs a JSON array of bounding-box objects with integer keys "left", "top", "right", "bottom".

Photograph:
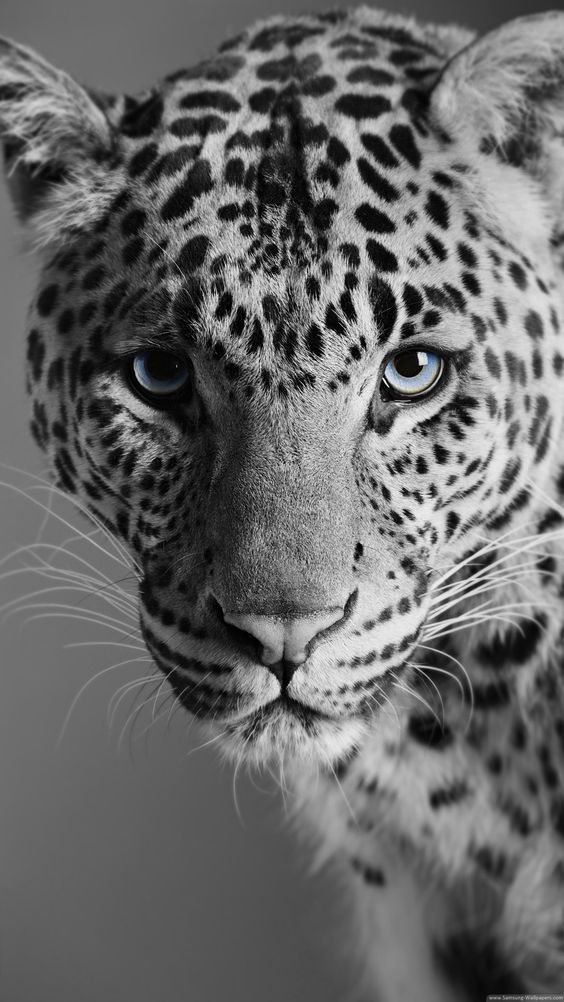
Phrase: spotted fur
[{"left": 2, "top": 9, "right": 564, "bottom": 999}]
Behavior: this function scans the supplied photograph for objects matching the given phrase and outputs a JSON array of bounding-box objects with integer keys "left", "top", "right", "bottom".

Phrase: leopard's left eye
[
  {"left": 382, "top": 349, "right": 445, "bottom": 400},
  {"left": 129, "top": 349, "right": 192, "bottom": 402}
]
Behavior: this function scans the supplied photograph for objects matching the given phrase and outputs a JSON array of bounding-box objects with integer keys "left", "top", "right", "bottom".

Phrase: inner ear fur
[{"left": 0, "top": 37, "right": 120, "bottom": 249}]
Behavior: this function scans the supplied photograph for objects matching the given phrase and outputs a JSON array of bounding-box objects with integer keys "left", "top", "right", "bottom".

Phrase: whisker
[
  {"left": 58, "top": 655, "right": 152, "bottom": 744},
  {"left": 0, "top": 474, "right": 137, "bottom": 574},
  {"left": 391, "top": 675, "right": 442, "bottom": 726},
  {"left": 108, "top": 673, "right": 160, "bottom": 729},
  {"left": 407, "top": 662, "right": 445, "bottom": 727}
]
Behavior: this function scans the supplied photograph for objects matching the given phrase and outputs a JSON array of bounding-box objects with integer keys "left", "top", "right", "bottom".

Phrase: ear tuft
[{"left": 0, "top": 37, "right": 120, "bottom": 249}]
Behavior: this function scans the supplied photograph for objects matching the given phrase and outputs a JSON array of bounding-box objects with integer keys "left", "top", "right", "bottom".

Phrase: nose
[{"left": 222, "top": 606, "right": 346, "bottom": 681}]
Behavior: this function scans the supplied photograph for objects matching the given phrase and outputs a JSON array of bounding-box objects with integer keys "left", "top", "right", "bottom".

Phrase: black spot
[
  {"left": 426, "top": 234, "right": 447, "bottom": 261},
  {"left": 335, "top": 94, "right": 392, "bottom": 119},
  {"left": 446, "top": 511, "right": 460, "bottom": 539},
  {"left": 306, "top": 324, "right": 324, "bottom": 356},
  {"left": 83, "top": 266, "right": 105, "bottom": 291},
  {"left": 177, "top": 235, "right": 211, "bottom": 272},
  {"left": 215, "top": 291, "right": 233, "bottom": 321},
  {"left": 248, "top": 87, "right": 277, "bottom": 114},
  {"left": 161, "top": 159, "right": 214, "bottom": 221},
  {"left": 361, "top": 133, "right": 399, "bottom": 168},
  {"left": 457, "top": 243, "right": 477, "bottom": 269},
  {"left": 429, "top": 780, "right": 469, "bottom": 809},
  {"left": 366, "top": 240, "right": 398, "bottom": 273},
  {"left": 57, "top": 309, "right": 74, "bottom": 335},
  {"left": 230, "top": 305, "right": 247, "bottom": 339},
  {"left": 477, "top": 617, "right": 545, "bottom": 668},
  {"left": 484, "top": 348, "right": 501, "bottom": 379},
  {"left": 305, "top": 276, "right": 321, "bottom": 300},
  {"left": 303, "top": 76, "right": 336, "bottom": 97},
  {"left": 27, "top": 330, "right": 45, "bottom": 382},
  {"left": 358, "top": 157, "right": 399, "bottom": 202},
  {"left": 350, "top": 62, "right": 395, "bottom": 86},
  {"left": 224, "top": 158, "right": 245, "bottom": 186},
  {"left": 524, "top": 310, "right": 543, "bottom": 340},
  {"left": 217, "top": 203, "right": 240, "bottom": 222},
  {"left": 423, "top": 309, "right": 440, "bottom": 328},
  {"left": 355, "top": 203, "right": 395, "bottom": 234},
  {"left": 509, "top": 260, "right": 527, "bottom": 290},
  {"left": 339, "top": 243, "right": 360, "bottom": 269},
  {"left": 170, "top": 115, "right": 227, "bottom": 138},
  {"left": 313, "top": 198, "right": 338, "bottom": 230},
  {"left": 121, "top": 208, "right": 146, "bottom": 236},
  {"left": 128, "top": 143, "right": 159, "bottom": 177},
  {"left": 461, "top": 272, "right": 480, "bottom": 296},
  {"left": 248, "top": 317, "right": 264, "bottom": 352},
  {"left": 37, "top": 284, "right": 59, "bottom": 317},
  {"left": 340, "top": 291, "right": 356, "bottom": 322},
  {"left": 364, "top": 24, "right": 420, "bottom": 46},
  {"left": 389, "top": 123, "right": 420, "bottom": 168},
  {"left": 402, "top": 284, "right": 423, "bottom": 316},
  {"left": 325, "top": 303, "right": 347, "bottom": 337},
  {"left": 121, "top": 92, "right": 164, "bottom": 138},
  {"left": 351, "top": 858, "right": 386, "bottom": 886},
  {"left": 180, "top": 90, "right": 240, "bottom": 113},
  {"left": 369, "top": 277, "right": 397, "bottom": 343},
  {"left": 551, "top": 797, "right": 564, "bottom": 839},
  {"left": 326, "top": 136, "right": 350, "bottom": 166},
  {"left": 494, "top": 297, "right": 507, "bottom": 327},
  {"left": 409, "top": 715, "right": 452, "bottom": 749},
  {"left": 425, "top": 190, "right": 449, "bottom": 229},
  {"left": 262, "top": 295, "right": 279, "bottom": 323},
  {"left": 148, "top": 145, "right": 201, "bottom": 183}
]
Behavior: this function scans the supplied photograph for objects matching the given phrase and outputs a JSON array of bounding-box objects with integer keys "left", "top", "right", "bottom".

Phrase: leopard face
[{"left": 2, "top": 8, "right": 564, "bottom": 766}]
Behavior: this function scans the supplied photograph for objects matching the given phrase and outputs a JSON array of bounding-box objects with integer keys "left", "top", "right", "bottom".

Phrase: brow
[{"left": 104, "top": 288, "right": 202, "bottom": 357}]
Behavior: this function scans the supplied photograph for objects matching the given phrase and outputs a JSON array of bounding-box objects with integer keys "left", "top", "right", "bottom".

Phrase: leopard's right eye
[
  {"left": 128, "top": 350, "right": 192, "bottom": 405},
  {"left": 381, "top": 349, "right": 445, "bottom": 401}
]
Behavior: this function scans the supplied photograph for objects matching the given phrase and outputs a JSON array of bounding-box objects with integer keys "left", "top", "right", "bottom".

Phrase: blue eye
[
  {"left": 130, "top": 350, "right": 191, "bottom": 402},
  {"left": 382, "top": 349, "right": 444, "bottom": 400}
]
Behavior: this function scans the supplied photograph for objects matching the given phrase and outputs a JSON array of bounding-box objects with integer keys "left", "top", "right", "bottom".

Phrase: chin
[{"left": 211, "top": 697, "right": 370, "bottom": 770}]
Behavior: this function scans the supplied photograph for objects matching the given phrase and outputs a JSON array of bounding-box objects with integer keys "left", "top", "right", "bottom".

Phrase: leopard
[{"left": 2, "top": 6, "right": 564, "bottom": 999}]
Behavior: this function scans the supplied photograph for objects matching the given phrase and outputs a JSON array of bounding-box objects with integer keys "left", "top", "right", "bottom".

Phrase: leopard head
[{"left": 2, "top": 9, "right": 564, "bottom": 767}]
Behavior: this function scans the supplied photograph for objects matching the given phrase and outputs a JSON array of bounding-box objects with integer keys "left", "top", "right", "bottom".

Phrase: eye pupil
[
  {"left": 394, "top": 351, "right": 428, "bottom": 379},
  {"left": 145, "top": 350, "right": 182, "bottom": 382}
]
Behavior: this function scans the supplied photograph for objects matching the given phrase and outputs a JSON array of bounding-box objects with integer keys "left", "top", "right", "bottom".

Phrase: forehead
[{"left": 109, "top": 17, "right": 481, "bottom": 365}]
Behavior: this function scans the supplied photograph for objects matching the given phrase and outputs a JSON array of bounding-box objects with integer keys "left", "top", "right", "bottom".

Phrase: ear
[
  {"left": 0, "top": 37, "right": 120, "bottom": 249},
  {"left": 430, "top": 12, "right": 564, "bottom": 229}
]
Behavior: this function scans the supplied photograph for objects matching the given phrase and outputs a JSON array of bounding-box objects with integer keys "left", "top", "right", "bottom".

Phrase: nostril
[
  {"left": 222, "top": 610, "right": 287, "bottom": 666},
  {"left": 218, "top": 603, "right": 349, "bottom": 670}
]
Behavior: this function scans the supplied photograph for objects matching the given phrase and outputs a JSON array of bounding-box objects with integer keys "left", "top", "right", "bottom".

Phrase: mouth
[
  {"left": 231, "top": 692, "right": 340, "bottom": 742},
  {"left": 262, "top": 693, "right": 331, "bottom": 724}
]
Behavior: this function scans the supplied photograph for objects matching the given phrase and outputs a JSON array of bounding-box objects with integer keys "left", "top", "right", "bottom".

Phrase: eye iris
[
  {"left": 132, "top": 350, "right": 190, "bottom": 397},
  {"left": 384, "top": 350, "right": 443, "bottom": 398}
]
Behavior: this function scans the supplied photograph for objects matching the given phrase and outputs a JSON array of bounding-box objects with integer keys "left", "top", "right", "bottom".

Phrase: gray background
[{"left": 0, "top": 1, "right": 551, "bottom": 1000}]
